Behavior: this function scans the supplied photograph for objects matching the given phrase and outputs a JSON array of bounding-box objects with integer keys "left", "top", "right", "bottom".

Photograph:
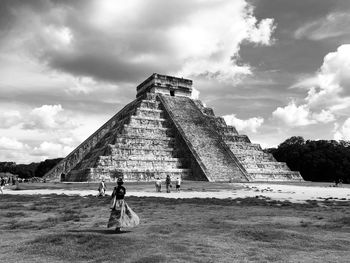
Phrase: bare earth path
[{"left": 3, "top": 182, "right": 350, "bottom": 203}]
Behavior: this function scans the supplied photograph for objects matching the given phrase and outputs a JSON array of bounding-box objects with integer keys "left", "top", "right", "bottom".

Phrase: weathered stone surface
[
  {"left": 159, "top": 95, "right": 249, "bottom": 182},
  {"left": 44, "top": 73, "right": 303, "bottom": 182}
]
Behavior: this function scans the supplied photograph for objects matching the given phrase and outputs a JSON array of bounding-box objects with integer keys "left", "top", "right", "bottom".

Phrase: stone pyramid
[{"left": 45, "top": 74, "right": 302, "bottom": 182}]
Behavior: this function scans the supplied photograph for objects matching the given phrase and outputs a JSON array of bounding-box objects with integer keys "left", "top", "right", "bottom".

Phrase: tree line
[
  {"left": 0, "top": 158, "right": 62, "bottom": 179},
  {"left": 1, "top": 136, "right": 349, "bottom": 183},
  {"left": 266, "top": 136, "right": 350, "bottom": 183}
]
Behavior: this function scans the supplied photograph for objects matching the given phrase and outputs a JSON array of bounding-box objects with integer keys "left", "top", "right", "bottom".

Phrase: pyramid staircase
[{"left": 159, "top": 95, "right": 248, "bottom": 182}]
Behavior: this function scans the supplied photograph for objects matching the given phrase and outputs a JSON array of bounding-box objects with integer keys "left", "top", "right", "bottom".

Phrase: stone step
[
  {"left": 242, "top": 161, "right": 289, "bottom": 170},
  {"left": 103, "top": 156, "right": 183, "bottom": 161},
  {"left": 115, "top": 135, "right": 174, "bottom": 144},
  {"left": 135, "top": 108, "right": 164, "bottom": 118},
  {"left": 67, "top": 167, "right": 191, "bottom": 182},
  {"left": 122, "top": 125, "right": 173, "bottom": 137},
  {"left": 113, "top": 141, "right": 175, "bottom": 149},
  {"left": 96, "top": 158, "right": 183, "bottom": 169},
  {"left": 139, "top": 100, "right": 160, "bottom": 109},
  {"left": 236, "top": 153, "right": 275, "bottom": 163},
  {"left": 113, "top": 137, "right": 175, "bottom": 148},
  {"left": 107, "top": 145, "right": 174, "bottom": 157},
  {"left": 223, "top": 134, "right": 251, "bottom": 143},
  {"left": 98, "top": 156, "right": 182, "bottom": 168},
  {"left": 229, "top": 148, "right": 268, "bottom": 156},
  {"left": 128, "top": 116, "right": 168, "bottom": 128},
  {"left": 218, "top": 126, "right": 239, "bottom": 136},
  {"left": 246, "top": 168, "right": 298, "bottom": 174},
  {"left": 248, "top": 171, "right": 302, "bottom": 181},
  {"left": 227, "top": 142, "right": 262, "bottom": 151},
  {"left": 89, "top": 167, "right": 191, "bottom": 181}
]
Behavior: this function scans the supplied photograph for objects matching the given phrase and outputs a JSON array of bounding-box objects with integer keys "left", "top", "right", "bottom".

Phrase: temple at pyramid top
[
  {"left": 136, "top": 73, "right": 193, "bottom": 98},
  {"left": 45, "top": 73, "right": 303, "bottom": 183}
]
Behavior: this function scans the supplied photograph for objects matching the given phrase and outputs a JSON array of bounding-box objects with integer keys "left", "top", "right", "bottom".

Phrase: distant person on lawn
[
  {"left": 155, "top": 177, "right": 162, "bottom": 192},
  {"left": 97, "top": 179, "right": 107, "bottom": 196},
  {"left": 107, "top": 178, "right": 139, "bottom": 232},
  {"left": 166, "top": 175, "right": 171, "bottom": 193},
  {"left": 0, "top": 177, "right": 5, "bottom": 194},
  {"left": 175, "top": 177, "right": 181, "bottom": 192}
]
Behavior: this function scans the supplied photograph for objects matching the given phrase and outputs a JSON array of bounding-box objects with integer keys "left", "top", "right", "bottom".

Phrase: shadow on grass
[
  {"left": 68, "top": 229, "right": 132, "bottom": 235},
  {"left": 20, "top": 232, "right": 141, "bottom": 262}
]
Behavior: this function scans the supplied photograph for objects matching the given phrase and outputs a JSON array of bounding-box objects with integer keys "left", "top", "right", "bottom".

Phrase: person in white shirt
[
  {"left": 155, "top": 178, "right": 162, "bottom": 192},
  {"left": 175, "top": 177, "right": 181, "bottom": 192},
  {"left": 98, "top": 179, "right": 107, "bottom": 196}
]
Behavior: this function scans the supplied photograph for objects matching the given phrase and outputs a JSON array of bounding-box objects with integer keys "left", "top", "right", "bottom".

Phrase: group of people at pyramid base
[{"left": 155, "top": 175, "right": 181, "bottom": 193}]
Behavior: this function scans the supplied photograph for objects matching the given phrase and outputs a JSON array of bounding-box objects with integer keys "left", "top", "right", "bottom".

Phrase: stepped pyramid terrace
[{"left": 45, "top": 73, "right": 303, "bottom": 183}]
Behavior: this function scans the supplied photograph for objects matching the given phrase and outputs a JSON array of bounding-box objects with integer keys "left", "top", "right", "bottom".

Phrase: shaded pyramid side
[{"left": 159, "top": 94, "right": 250, "bottom": 182}]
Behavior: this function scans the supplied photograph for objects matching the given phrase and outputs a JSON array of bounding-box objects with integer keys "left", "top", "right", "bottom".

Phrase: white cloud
[
  {"left": 274, "top": 44, "right": 350, "bottom": 128},
  {"left": 0, "top": 137, "right": 29, "bottom": 150},
  {"left": 334, "top": 118, "right": 350, "bottom": 141},
  {"left": 248, "top": 18, "right": 276, "bottom": 45},
  {"left": 223, "top": 114, "right": 264, "bottom": 133},
  {"left": 312, "top": 109, "right": 335, "bottom": 123},
  {"left": 174, "top": 1, "right": 276, "bottom": 82},
  {"left": 23, "top": 104, "right": 77, "bottom": 130},
  {"left": 32, "top": 141, "right": 74, "bottom": 158},
  {"left": 191, "top": 87, "right": 200, "bottom": 100},
  {"left": 272, "top": 101, "right": 315, "bottom": 127},
  {"left": 59, "top": 137, "right": 75, "bottom": 145},
  {"left": 272, "top": 101, "right": 335, "bottom": 127},
  {"left": 303, "top": 45, "right": 350, "bottom": 112},
  {"left": 44, "top": 26, "right": 73, "bottom": 48},
  {"left": 0, "top": 110, "right": 22, "bottom": 128}
]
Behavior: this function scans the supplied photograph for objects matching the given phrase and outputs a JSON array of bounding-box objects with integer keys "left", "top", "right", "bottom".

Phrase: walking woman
[
  {"left": 107, "top": 178, "right": 139, "bottom": 232},
  {"left": 166, "top": 175, "right": 171, "bottom": 193}
]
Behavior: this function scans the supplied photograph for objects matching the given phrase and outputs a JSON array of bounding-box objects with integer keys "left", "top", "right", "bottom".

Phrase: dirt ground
[
  {"left": 0, "top": 181, "right": 349, "bottom": 262},
  {"left": 3, "top": 181, "right": 350, "bottom": 203}
]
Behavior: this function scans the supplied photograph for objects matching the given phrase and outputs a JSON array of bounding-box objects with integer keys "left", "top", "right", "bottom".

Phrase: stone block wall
[{"left": 60, "top": 93, "right": 191, "bottom": 182}]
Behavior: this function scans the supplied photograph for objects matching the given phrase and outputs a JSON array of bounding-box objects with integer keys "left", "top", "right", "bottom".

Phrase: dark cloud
[
  {"left": 249, "top": 0, "right": 344, "bottom": 28},
  {"left": 241, "top": 0, "right": 350, "bottom": 75},
  {"left": 0, "top": 86, "right": 131, "bottom": 115},
  {"left": 193, "top": 69, "right": 308, "bottom": 120},
  {"left": 0, "top": 0, "right": 207, "bottom": 84}
]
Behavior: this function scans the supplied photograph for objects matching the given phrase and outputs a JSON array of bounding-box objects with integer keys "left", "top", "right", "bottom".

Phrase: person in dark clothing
[
  {"left": 166, "top": 175, "right": 171, "bottom": 193},
  {"left": 0, "top": 177, "right": 6, "bottom": 194},
  {"left": 107, "top": 178, "right": 139, "bottom": 232}
]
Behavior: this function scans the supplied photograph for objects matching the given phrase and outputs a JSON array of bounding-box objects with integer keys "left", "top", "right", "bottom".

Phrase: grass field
[{"left": 0, "top": 187, "right": 350, "bottom": 263}]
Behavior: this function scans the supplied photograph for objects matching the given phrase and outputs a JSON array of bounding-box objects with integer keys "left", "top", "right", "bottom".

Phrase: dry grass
[{"left": 0, "top": 192, "right": 349, "bottom": 263}]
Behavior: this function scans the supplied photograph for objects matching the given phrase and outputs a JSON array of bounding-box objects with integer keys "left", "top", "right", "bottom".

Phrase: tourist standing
[
  {"left": 175, "top": 177, "right": 181, "bottom": 192},
  {"left": 0, "top": 177, "right": 5, "bottom": 194},
  {"left": 107, "top": 178, "right": 139, "bottom": 232},
  {"left": 166, "top": 175, "right": 171, "bottom": 193},
  {"left": 155, "top": 177, "right": 162, "bottom": 192},
  {"left": 97, "top": 179, "right": 107, "bottom": 196}
]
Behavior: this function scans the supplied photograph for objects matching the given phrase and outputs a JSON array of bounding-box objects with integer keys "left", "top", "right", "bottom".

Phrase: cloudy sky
[{"left": 1, "top": 0, "right": 350, "bottom": 163}]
